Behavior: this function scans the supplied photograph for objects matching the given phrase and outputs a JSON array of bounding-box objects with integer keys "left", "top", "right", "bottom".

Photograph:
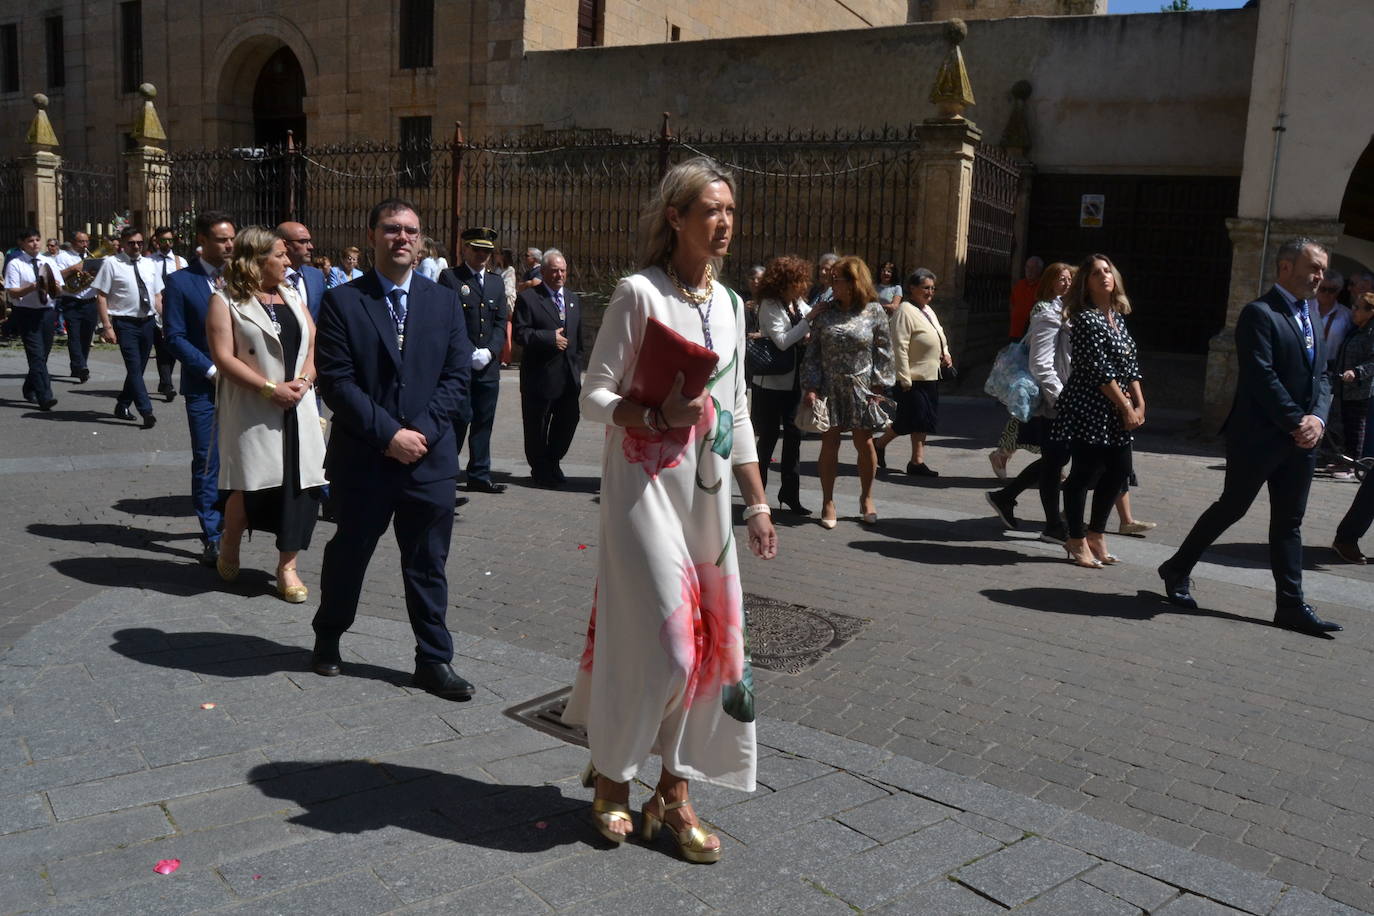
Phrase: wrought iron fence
[
  {"left": 148, "top": 146, "right": 293, "bottom": 243},
  {"left": 964, "top": 144, "right": 1022, "bottom": 359},
  {"left": 0, "top": 159, "right": 24, "bottom": 244},
  {"left": 56, "top": 160, "right": 121, "bottom": 240}
]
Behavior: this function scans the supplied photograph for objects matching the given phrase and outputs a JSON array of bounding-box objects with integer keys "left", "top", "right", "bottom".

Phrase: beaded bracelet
[{"left": 742, "top": 503, "right": 771, "bottom": 521}]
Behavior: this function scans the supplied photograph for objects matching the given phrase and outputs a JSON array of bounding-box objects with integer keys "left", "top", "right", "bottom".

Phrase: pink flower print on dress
[
  {"left": 659, "top": 562, "right": 745, "bottom": 709},
  {"left": 619, "top": 391, "right": 717, "bottom": 477},
  {"left": 579, "top": 584, "right": 599, "bottom": 673}
]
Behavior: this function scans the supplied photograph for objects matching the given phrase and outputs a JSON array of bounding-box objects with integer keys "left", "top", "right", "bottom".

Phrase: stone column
[
  {"left": 912, "top": 119, "right": 981, "bottom": 356},
  {"left": 123, "top": 83, "right": 170, "bottom": 233},
  {"left": 1201, "top": 217, "right": 1344, "bottom": 431},
  {"left": 21, "top": 94, "right": 61, "bottom": 242}
]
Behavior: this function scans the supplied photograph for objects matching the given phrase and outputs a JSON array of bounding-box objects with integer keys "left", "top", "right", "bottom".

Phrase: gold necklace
[{"left": 666, "top": 262, "right": 714, "bottom": 305}]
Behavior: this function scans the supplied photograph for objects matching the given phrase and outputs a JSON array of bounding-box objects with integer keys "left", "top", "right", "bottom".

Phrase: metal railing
[
  {"left": 0, "top": 159, "right": 23, "bottom": 243},
  {"left": 55, "top": 160, "right": 120, "bottom": 239},
  {"left": 965, "top": 144, "right": 1022, "bottom": 357}
]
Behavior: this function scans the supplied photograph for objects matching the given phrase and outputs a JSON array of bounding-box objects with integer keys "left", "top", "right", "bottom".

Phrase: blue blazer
[
  {"left": 315, "top": 271, "right": 472, "bottom": 486},
  {"left": 162, "top": 260, "right": 218, "bottom": 396},
  {"left": 300, "top": 264, "right": 327, "bottom": 321},
  {"left": 1224, "top": 285, "right": 1333, "bottom": 451}
]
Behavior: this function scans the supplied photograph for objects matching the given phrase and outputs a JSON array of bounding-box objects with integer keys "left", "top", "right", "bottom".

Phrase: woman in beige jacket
[
  {"left": 876, "top": 268, "right": 954, "bottom": 477},
  {"left": 206, "top": 226, "right": 327, "bottom": 602}
]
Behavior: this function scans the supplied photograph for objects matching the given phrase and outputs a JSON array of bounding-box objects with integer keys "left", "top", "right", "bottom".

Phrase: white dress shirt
[
  {"left": 92, "top": 252, "right": 165, "bottom": 318},
  {"left": 3, "top": 253, "right": 59, "bottom": 309}
]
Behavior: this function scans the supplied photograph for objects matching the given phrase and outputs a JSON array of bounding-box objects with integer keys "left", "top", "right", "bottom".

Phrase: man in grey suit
[{"left": 1159, "top": 238, "right": 1339, "bottom": 635}]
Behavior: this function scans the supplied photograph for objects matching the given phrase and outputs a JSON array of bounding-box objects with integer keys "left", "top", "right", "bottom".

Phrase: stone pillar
[
  {"left": 124, "top": 83, "right": 170, "bottom": 233},
  {"left": 1201, "top": 217, "right": 1345, "bottom": 431},
  {"left": 21, "top": 94, "right": 61, "bottom": 242}
]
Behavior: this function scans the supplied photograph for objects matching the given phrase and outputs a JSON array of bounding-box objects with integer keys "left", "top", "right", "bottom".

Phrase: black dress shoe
[
  {"left": 198, "top": 544, "right": 220, "bottom": 568},
  {"left": 907, "top": 462, "right": 939, "bottom": 477},
  {"left": 114, "top": 404, "right": 135, "bottom": 421},
  {"left": 1332, "top": 540, "right": 1366, "bottom": 564},
  {"left": 1274, "top": 604, "right": 1342, "bottom": 635},
  {"left": 779, "top": 495, "right": 811, "bottom": 515},
  {"left": 37, "top": 397, "right": 58, "bottom": 411},
  {"left": 466, "top": 479, "right": 507, "bottom": 494},
  {"left": 311, "top": 634, "right": 342, "bottom": 677},
  {"left": 552, "top": 465, "right": 568, "bottom": 484},
  {"left": 1158, "top": 563, "right": 1197, "bottom": 610},
  {"left": 412, "top": 662, "right": 475, "bottom": 700},
  {"left": 530, "top": 474, "right": 561, "bottom": 489},
  {"left": 75, "top": 369, "right": 90, "bottom": 383},
  {"left": 454, "top": 495, "right": 469, "bottom": 509},
  {"left": 141, "top": 413, "right": 157, "bottom": 430},
  {"left": 159, "top": 384, "right": 176, "bottom": 403},
  {"left": 985, "top": 490, "right": 1019, "bottom": 530}
]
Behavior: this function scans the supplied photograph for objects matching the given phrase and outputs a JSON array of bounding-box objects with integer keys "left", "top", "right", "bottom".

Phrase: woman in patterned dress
[
  {"left": 1051, "top": 254, "right": 1144, "bottom": 569},
  {"left": 799, "top": 256, "right": 896, "bottom": 528},
  {"left": 562, "top": 157, "right": 778, "bottom": 863}
]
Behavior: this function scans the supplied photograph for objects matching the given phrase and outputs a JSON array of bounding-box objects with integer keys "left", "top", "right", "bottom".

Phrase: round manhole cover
[{"left": 748, "top": 604, "right": 839, "bottom": 659}]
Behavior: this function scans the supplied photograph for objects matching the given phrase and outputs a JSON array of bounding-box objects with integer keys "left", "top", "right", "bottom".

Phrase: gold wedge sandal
[{"left": 641, "top": 793, "right": 721, "bottom": 864}]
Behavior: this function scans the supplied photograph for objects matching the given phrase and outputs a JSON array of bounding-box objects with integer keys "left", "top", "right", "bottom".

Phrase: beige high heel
[
  {"left": 642, "top": 793, "right": 721, "bottom": 864},
  {"left": 1064, "top": 539, "right": 1102, "bottom": 569},
  {"left": 580, "top": 762, "right": 632, "bottom": 845},
  {"left": 276, "top": 566, "right": 308, "bottom": 603}
]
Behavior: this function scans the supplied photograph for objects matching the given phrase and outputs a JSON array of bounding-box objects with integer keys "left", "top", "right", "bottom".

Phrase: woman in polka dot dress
[{"left": 1051, "top": 254, "right": 1144, "bottom": 569}]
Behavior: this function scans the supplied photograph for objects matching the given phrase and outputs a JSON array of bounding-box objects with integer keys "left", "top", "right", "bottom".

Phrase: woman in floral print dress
[{"left": 561, "top": 158, "right": 778, "bottom": 864}]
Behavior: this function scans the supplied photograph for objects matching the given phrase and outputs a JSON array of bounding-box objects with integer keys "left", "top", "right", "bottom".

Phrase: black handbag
[{"left": 746, "top": 336, "right": 795, "bottom": 376}]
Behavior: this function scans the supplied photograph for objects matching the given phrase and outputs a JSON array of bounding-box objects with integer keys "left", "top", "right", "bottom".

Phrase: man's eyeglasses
[
  {"left": 380, "top": 223, "right": 421, "bottom": 237},
  {"left": 123, "top": 240, "right": 146, "bottom": 247}
]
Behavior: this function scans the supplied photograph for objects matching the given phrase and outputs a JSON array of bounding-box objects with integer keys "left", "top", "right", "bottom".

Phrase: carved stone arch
[{"left": 205, "top": 17, "right": 320, "bottom": 148}]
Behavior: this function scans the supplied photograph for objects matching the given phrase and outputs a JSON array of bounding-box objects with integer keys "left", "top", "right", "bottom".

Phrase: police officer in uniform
[{"left": 440, "top": 227, "right": 510, "bottom": 493}]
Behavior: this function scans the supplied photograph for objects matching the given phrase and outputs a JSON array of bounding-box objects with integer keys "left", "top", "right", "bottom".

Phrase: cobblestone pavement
[{"left": 2, "top": 346, "right": 1373, "bottom": 912}]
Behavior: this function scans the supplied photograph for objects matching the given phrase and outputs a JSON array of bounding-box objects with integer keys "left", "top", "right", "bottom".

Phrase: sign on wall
[{"left": 1080, "top": 194, "right": 1105, "bottom": 228}]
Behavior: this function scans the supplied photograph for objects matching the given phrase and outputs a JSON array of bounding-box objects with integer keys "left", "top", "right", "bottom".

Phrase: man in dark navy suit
[
  {"left": 162, "top": 211, "right": 236, "bottom": 567},
  {"left": 440, "top": 227, "right": 509, "bottom": 494},
  {"left": 277, "top": 221, "right": 327, "bottom": 321},
  {"left": 513, "top": 248, "right": 582, "bottom": 487},
  {"left": 1160, "top": 238, "right": 1340, "bottom": 636},
  {"left": 312, "top": 198, "right": 475, "bottom": 698}
]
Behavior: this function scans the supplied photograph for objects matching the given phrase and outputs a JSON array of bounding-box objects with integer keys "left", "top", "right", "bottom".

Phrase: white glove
[{"left": 471, "top": 348, "right": 492, "bottom": 370}]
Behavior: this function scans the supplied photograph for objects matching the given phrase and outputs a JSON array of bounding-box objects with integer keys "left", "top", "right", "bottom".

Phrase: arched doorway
[
  {"left": 1336, "top": 136, "right": 1374, "bottom": 296},
  {"left": 253, "top": 46, "right": 306, "bottom": 147}
]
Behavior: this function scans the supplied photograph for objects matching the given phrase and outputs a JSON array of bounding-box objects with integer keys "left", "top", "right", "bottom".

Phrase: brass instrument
[{"left": 63, "top": 265, "right": 95, "bottom": 293}]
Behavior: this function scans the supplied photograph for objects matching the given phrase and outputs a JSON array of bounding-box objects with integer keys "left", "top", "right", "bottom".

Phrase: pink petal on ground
[
  {"left": 577, "top": 544, "right": 587, "bottom": 550},
  {"left": 535, "top": 821, "right": 548, "bottom": 829},
  {"left": 153, "top": 859, "right": 181, "bottom": 875},
  {"left": 199, "top": 703, "right": 216, "bottom": 710},
  {"left": 254, "top": 875, "right": 262, "bottom": 880}
]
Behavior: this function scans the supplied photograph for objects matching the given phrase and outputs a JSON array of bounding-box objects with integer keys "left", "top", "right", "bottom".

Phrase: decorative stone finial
[
  {"left": 930, "top": 19, "right": 976, "bottom": 120},
  {"left": 1000, "top": 80, "right": 1033, "bottom": 156},
  {"left": 131, "top": 82, "right": 166, "bottom": 145},
  {"left": 26, "top": 93, "right": 59, "bottom": 149}
]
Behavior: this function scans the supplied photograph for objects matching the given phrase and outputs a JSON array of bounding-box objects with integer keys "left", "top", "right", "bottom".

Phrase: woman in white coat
[{"left": 206, "top": 226, "right": 327, "bottom": 602}]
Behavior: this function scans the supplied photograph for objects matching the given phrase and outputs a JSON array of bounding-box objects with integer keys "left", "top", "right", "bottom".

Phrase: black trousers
[
  {"left": 752, "top": 385, "right": 802, "bottom": 499},
  {"left": 314, "top": 476, "right": 455, "bottom": 664},
  {"left": 1062, "top": 442, "right": 1132, "bottom": 539},
  {"left": 113, "top": 316, "right": 156, "bottom": 416},
  {"left": 153, "top": 326, "right": 177, "bottom": 391},
  {"left": 1337, "top": 470, "right": 1374, "bottom": 543},
  {"left": 521, "top": 384, "right": 580, "bottom": 479},
  {"left": 1167, "top": 442, "right": 1316, "bottom": 608},
  {"left": 456, "top": 376, "right": 500, "bottom": 484},
  {"left": 60, "top": 298, "right": 97, "bottom": 374},
  {"left": 997, "top": 437, "right": 1072, "bottom": 528},
  {"left": 14, "top": 307, "right": 55, "bottom": 403}
]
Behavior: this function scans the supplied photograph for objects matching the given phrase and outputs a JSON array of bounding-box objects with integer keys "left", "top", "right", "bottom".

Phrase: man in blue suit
[
  {"left": 162, "top": 211, "right": 236, "bottom": 567},
  {"left": 1160, "top": 238, "right": 1340, "bottom": 636},
  {"left": 312, "top": 198, "right": 475, "bottom": 699},
  {"left": 278, "top": 221, "right": 327, "bottom": 321},
  {"left": 440, "top": 227, "right": 510, "bottom": 494}
]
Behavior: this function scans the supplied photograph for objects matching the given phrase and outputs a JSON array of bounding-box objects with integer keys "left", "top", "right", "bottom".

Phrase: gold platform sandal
[
  {"left": 276, "top": 566, "right": 308, "bottom": 603},
  {"left": 642, "top": 793, "right": 721, "bottom": 864},
  {"left": 580, "top": 763, "right": 632, "bottom": 845}
]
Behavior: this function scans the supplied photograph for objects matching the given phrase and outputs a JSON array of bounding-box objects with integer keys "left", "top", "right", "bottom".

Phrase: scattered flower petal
[
  {"left": 199, "top": 703, "right": 216, "bottom": 710},
  {"left": 577, "top": 544, "right": 587, "bottom": 550},
  {"left": 153, "top": 859, "right": 181, "bottom": 875},
  {"left": 253, "top": 875, "right": 262, "bottom": 880},
  {"left": 535, "top": 821, "right": 548, "bottom": 829}
]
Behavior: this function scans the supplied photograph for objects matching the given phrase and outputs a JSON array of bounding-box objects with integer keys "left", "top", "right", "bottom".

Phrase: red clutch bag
[{"left": 625, "top": 317, "right": 719, "bottom": 408}]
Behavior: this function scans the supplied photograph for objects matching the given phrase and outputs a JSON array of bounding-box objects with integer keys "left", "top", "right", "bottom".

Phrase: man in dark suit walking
[
  {"left": 162, "top": 211, "right": 236, "bottom": 567},
  {"left": 1159, "top": 238, "right": 1340, "bottom": 635},
  {"left": 312, "top": 198, "right": 475, "bottom": 698},
  {"left": 513, "top": 248, "right": 582, "bottom": 487},
  {"left": 440, "top": 227, "right": 509, "bottom": 494},
  {"left": 277, "top": 221, "right": 327, "bottom": 321}
]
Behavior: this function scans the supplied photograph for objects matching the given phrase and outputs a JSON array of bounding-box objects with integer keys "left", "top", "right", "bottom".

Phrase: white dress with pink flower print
[{"left": 562, "top": 267, "right": 760, "bottom": 792}]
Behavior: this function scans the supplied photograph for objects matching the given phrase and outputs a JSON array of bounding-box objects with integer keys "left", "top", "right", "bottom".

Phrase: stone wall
[
  {"left": 502, "top": 10, "right": 1256, "bottom": 177},
  {"left": 908, "top": 0, "right": 1104, "bottom": 22}
]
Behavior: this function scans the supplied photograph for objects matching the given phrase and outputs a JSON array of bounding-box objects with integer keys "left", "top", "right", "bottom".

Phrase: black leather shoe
[
  {"left": 1274, "top": 604, "right": 1342, "bottom": 635},
  {"left": 552, "top": 465, "right": 568, "bottom": 484},
  {"left": 1332, "top": 540, "right": 1366, "bottom": 565},
  {"left": 198, "top": 543, "right": 220, "bottom": 568},
  {"left": 141, "top": 413, "right": 157, "bottom": 430},
  {"left": 985, "top": 490, "right": 1019, "bottom": 530},
  {"left": 412, "top": 662, "right": 475, "bottom": 700},
  {"left": 37, "top": 397, "right": 58, "bottom": 411},
  {"left": 466, "top": 479, "right": 507, "bottom": 494},
  {"left": 114, "top": 404, "right": 135, "bottom": 421},
  {"left": 907, "top": 462, "right": 939, "bottom": 477},
  {"left": 779, "top": 495, "right": 811, "bottom": 515},
  {"left": 75, "top": 369, "right": 90, "bottom": 383},
  {"left": 311, "top": 634, "right": 342, "bottom": 677},
  {"left": 1158, "top": 563, "right": 1197, "bottom": 610},
  {"left": 454, "top": 495, "right": 469, "bottom": 510},
  {"left": 530, "top": 475, "right": 561, "bottom": 489},
  {"left": 160, "top": 384, "right": 176, "bottom": 403}
]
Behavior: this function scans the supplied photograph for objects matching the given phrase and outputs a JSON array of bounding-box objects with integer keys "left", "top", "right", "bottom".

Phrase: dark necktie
[
  {"left": 1298, "top": 299, "right": 1315, "bottom": 362},
  {"left": 131, "top": 259, "right": 151, "bottom": 316},
  {"left": 387, "top": 288, "right": 407, "bottom": 349},
  {"left": 161, "top": 256, "right": 169, "bottom": 282},
  {"left": 555, "top": 290, "right": 565, "bottom": 322},
  {"left": 32, "top": 259, "right": 48, "bottom": 305}
]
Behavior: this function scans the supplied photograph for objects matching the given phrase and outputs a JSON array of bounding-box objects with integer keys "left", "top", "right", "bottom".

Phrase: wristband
[
  {"left": 260, "top": 381, "right": 277, "bottom": 399},
  {"left": 742, "top": 503, "right": 771, "bottom": 521}
]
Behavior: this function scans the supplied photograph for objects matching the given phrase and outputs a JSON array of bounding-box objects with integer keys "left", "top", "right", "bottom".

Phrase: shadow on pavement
[
  {"left": 246, "top": 759, "right": 596, "bottom": 852},
  {"left": 852, "top": 538, "right": 1030, "bottom": 566},
  {"left": 52, "top": 555, "right": 254, "bottom": 596},
  {"left": 13, "top": 407, "right": 131, "bottom": 426},
  {"left": 112, "top": 494, "right": 195, "bottom": 518},
  {"left": 109, "top": 628, "right": 410, "bottom": 684},
  {"left": 981, "top": 586, "right": 1276, "bottom": 628},
  {"left": 30, "top": 522, "right": 201, "bottom": 559}
]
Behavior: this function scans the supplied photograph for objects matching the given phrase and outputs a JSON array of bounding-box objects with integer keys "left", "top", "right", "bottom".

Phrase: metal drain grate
[
  {"left": 504, "top": 688, "right": 587, "bottom": 748},
  {"left": 745, "top": 593, "right": 866, "bottom": 674}
]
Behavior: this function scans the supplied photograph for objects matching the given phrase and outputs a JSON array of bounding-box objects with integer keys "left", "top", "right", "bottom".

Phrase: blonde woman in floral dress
[{"left": 562, "top": 157, "right": 778, "bottom": 864}]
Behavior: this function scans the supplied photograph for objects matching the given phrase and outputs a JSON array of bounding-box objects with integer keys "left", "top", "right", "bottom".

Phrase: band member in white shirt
[
  {"left": 93, "top": 226, "right": 165, "bottom": 429},
  {"left": 3, "top": 228, "right": 60, "bottom": 410}
]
